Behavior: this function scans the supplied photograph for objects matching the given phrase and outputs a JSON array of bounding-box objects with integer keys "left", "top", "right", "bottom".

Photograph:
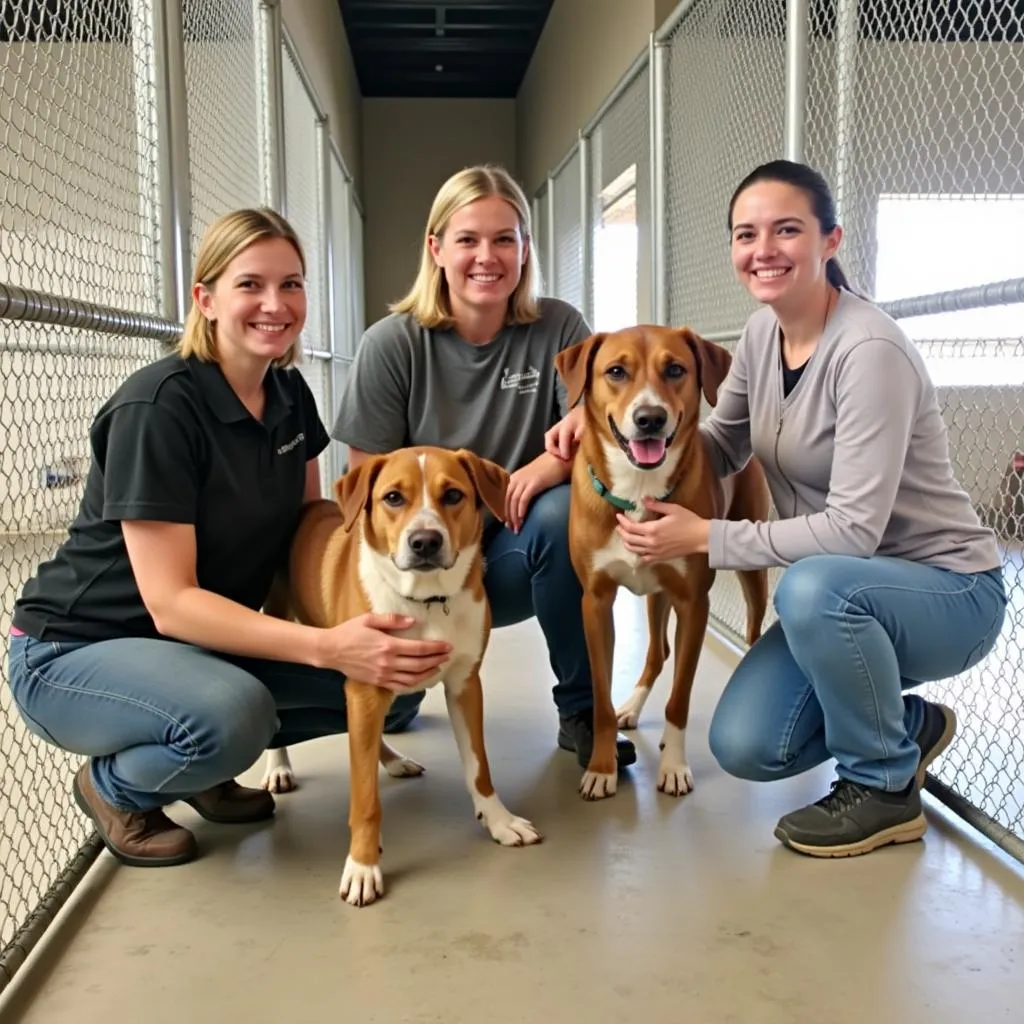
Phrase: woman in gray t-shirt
[{"left": 333, "top": 164, "right": 635, "bottom": 771}]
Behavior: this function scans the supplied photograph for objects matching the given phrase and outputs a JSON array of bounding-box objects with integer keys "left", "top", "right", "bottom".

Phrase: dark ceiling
[{"left": 338, "top": 0, "right": 555, "bottom": 99}]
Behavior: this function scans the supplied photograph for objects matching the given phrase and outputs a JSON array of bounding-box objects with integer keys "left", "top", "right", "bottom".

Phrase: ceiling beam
[
  {"left": 351, "top": 35, "right": 529, "bottom": 53},
  {"left": 346, "top": 20, "right": 534, "bottom": 32},
  {"left": 360, "top": 70, "right": 519, "bottom": 85},
  {"left": 345, "top": 0, "right": 548, "bottom": 10}
]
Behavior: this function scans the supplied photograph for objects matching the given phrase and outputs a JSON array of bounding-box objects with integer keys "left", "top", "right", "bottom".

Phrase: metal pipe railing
[{"left": 0, "top": 283, "right": 182, "bottom": 342}]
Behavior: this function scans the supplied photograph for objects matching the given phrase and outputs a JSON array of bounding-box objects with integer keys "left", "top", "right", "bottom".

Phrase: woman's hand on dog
[
  {"left": 319, "top": 612, "right": 452, "bottom": 692},
  {"left": 506, "top": 453, "right": 571, "bottom": 533},
  {"left": 616, "top": 499, "right": 711, "bottom": 562},
  {"left": 544, "top": 406, "right": 585, "bottom": 461}
]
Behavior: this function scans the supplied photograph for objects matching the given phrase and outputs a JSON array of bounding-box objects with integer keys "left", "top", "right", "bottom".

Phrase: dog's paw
[
  {"left": 260, "top": 766, "right": 296, "bottom": 794},
  {"left": 579, "top": 770, "right": 617, "bottom": 801},
  {"left": 483, "top": 811, "right": 543, "bottom": 847},
  {"left": 616, "top": 710, "right": 640, "bottom": 730},
  {"left": 615, "top": 686, "right": 650, "bottom": 730},
  {"left": 657, "top": 759, "right": 694, "bottom": 797},
  {"left": 383, "top": 755, "right": 426, "bottom": 779},
  {"left": 656, "top": 723, "right": 692, "bottom": 797},
  {"left": 339, "top": 856, "right": 383, "bottom": 907}
]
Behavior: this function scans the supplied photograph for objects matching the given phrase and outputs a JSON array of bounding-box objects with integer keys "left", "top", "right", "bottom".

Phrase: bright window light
[
  {"left": 875, "top": 194, "right": 1024, "bottom": 385},
  {"left": 592, "top": 165, "right": 639, "bottom": 332}
]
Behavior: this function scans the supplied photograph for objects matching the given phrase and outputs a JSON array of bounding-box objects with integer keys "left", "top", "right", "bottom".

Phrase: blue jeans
[
  {"left": 707, "top": 555, "right": 1007, "bottom": 792},
  {"left": 483, "top": 483, "right": 592, "bottom": 716},
  {"left": 6, "top": 483, "right": 588, "bottom": 812},
  {"left": 7, "top": 634, "right": 423, "bottom": 813}
]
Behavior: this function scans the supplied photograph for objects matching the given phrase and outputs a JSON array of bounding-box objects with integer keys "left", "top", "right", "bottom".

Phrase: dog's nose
[
  {"left": 408, "top": 529, "right": 443, "bottom": 559},
  {"left": 633, "top": 405, "right": 668, "bottom": 434}
]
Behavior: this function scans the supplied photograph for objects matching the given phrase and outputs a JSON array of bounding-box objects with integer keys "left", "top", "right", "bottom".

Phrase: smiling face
[
  {"left": 428, "top": 196, "right": 528, "bottom": 323},
  {"left": 194, "top": 236, "right": 306, "bottom": 367},
  {"left": 588, "top": 329, "right": 695, "bottom": 469},
  {"left": 729, "top": 179, "right": 841, "bottom": 312},
  {"left": 556, "top": 326, "right": 732, "bottom": 477}
]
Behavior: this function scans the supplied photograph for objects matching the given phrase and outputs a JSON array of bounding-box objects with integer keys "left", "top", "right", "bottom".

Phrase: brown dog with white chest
[
  {"left": 262, "top": 445, "right": 541, "bottom": 907},
  {"left": 554, "top": 325, "right": 769, "bottom": 801}
]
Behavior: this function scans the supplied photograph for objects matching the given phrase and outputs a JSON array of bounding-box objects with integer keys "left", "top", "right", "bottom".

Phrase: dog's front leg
[
  {"left": 445, "top": 667, "right": 542, "bottom": 847},
  {"left": 580, "top": 583, "right": 618, "bottom": 800},
  {"left": 660, "top": 587, "right": 710, "bottom": 797},
  {"left": 339, "top": 681, "right": 393, "bottom": 907}
]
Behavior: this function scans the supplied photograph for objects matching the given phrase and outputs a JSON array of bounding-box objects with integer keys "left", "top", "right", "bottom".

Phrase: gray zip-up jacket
[{"left": 701, "top": 288, "right": 1001, "bottom": 574}]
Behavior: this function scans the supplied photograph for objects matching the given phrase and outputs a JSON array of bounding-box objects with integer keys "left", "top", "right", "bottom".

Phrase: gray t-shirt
[
  {"left": 332, "top": 297, "right": 591, "bottom": 473},
  {"left": 701, "top": 287, "right": 1002, "bottom": 574}
]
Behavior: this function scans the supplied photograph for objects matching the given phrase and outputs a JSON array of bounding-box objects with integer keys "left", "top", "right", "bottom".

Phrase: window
[
  {"left": 592, "top": 165, "right": 639, "bottom": 332},
  {"left": 875, "top": 193, "right": 1024, "bottom": 386}
]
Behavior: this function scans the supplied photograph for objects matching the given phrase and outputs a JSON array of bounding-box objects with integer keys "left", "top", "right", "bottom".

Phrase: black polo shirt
[{"left": 13, "top": 353, "right": 330, "bottom": 642}]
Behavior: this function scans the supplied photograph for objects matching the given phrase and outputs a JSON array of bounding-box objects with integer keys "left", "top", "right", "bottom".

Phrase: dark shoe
[
  {"left": 773, "top": 777, "right": 927, "bottom": 858},
  {"left": 73, "top": 763, "right": 197, "bottom": 867},
  {"left": 184, "top": 780, "right": 276, "bottom": 824},
  {"left": 557, "top": 710, "right": 637, "bottom": 770},
  {"left": 914, "top": 700, "right": 957, "bottom": 786}
]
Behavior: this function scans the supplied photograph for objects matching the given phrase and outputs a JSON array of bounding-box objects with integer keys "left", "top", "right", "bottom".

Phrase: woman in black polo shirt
[{"left": 6, "top": 208, "right": 450, "bottom": 868}]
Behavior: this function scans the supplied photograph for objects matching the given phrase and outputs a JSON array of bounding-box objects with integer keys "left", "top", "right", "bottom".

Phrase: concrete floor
[{"left": 2, "top": 593, "right": 1023, "bottom": 1024}]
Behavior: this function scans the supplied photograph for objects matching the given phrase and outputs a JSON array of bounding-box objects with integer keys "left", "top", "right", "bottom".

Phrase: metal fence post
[
  {"left": 546, "top": 174, "right": 557, "bottom": 296},
  {"left": 257, "top": 0, "right": 285, "bottom": 212},
  {"left": 578, "top": 130, "right": 593, "bottom": 325},
  {"left": 784, "top": 0, "right": 810, "bottom": 163},
  {"left": 148, "top": 0, "right": 192, "bottom": 323},
  {"left": 130, "top": 0, "right": 160, "bottom": 316},
  {"left": 650, "top": 34, "right": 667, "bottom": 326},
  {"left": 834, "top": 0, "right": 860, "bottom": 224}
]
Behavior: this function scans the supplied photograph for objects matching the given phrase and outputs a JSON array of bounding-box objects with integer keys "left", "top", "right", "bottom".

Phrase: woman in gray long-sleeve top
[{"left": 551, "top": 160, "right": 1007, "bottom": 859}]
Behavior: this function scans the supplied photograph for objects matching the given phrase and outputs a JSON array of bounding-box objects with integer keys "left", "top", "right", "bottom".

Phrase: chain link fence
[
  {"left": 538, "top": 0, "right": 1024, "bottom": 860},
  {"left": 0, "top": 0, "right": 364, "bottom": 993},
  {"left": 550, "top": 144, "right": 585, "bottom": 316}
]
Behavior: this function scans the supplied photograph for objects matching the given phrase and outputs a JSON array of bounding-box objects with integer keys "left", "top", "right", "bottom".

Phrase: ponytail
[{"left": 825, "top": 257, "right": 852, "bottom": 292}]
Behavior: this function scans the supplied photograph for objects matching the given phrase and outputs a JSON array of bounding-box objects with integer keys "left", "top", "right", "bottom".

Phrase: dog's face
[
  {"left": 555, "top": 326, "right": 732, "bottom": 471},
  {"left": 335, "top": 447, "right": 508, "bottom": 596}
]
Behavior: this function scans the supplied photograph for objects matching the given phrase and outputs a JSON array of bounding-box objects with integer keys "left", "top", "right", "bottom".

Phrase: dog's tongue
[{"left": 629, "top": 438, "right": 666, "bottom": 466}]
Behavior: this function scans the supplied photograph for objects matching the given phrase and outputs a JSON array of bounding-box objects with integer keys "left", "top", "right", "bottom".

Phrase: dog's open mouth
[{"left": 609, "top": 414, "right": 680, "bottom": 469}]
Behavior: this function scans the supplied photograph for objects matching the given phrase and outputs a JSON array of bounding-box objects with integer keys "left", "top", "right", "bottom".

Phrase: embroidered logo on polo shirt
[{"left": 277, "top": 432, "right": 305, "bottom": 455}]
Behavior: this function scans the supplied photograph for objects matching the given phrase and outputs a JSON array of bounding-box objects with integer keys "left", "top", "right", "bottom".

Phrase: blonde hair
[
  {"left": 178, "top": 207, "right": 307, "bottom": 369},
  {"left": 390, "top": 164, "right": 541, "bottom": 329}
]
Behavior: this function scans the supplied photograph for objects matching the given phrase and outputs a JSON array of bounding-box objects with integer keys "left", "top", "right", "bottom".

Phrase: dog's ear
[
  {"left": 334, "top": 455, "right": 386, "bottom": 533},
  {"left": 455, "top": 449, "right": 510, "bottom": 522},
  {"left": 554, "top": 333, "right": 607, "bottom": 409},
  {"left": 682, "top": 329, "right": 732, "bottom": 407}
]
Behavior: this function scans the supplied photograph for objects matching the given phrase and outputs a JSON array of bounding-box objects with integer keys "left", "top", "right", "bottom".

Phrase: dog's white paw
[
  {"left": 339, "top": 856, "right": 383, "bottom": 907},
  {"left": 615, "top": 686, "right": 650, "bottom": 730},
  {"left": 579, "top": 770, "right": 617, "bottom": 801},
  {"left": 483, "top": 811, "right": 543, "bottom": 847},
  {"left": 657, "top": 723, "right": 692, "bottom": 797},
  {"left": 383, "top": 755, "right": 425, "bottom": 779},
  {"left": 657, "top": 759, "right": 694, "bottom": 797},
  {"left": 261, "top": 749, "right": 295, "bottom": 793},
  {"left": 260, "top": 766, "right": 296, "bottom": 793}
]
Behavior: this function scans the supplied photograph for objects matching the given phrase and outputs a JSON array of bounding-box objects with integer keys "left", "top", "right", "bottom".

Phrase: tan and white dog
[
  {"left": 554, "top": 326, "right": 769, "bottom": 801},
  {"left": 262, "top": 446, "right": 541, "bottom": 907}
]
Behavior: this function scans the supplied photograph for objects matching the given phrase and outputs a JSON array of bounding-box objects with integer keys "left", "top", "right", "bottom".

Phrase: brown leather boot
[
  {"left": 73, "top": 763, "right": 197, "bottom": 867},
  {"left": 184, "top": 779, "right": 275, "bottom": 824}
]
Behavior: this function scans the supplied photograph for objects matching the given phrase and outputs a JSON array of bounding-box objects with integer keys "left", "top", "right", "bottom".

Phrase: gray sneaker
[
  {"left": 914, "top": 700, "right": 957, "bottom": 786},
  {"left": 773, "top": 778, "right": 927, "bottom": 858}
]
